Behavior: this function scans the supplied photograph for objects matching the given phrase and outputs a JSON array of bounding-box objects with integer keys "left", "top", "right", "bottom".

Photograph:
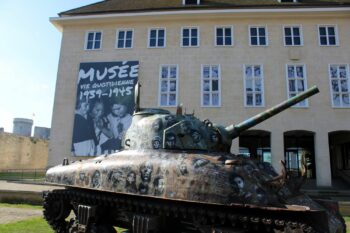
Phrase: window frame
[
  {"left": 318, "top": 25, "right": 339, "bottom": 46},
  {"left": 181, "top": 26, "right": 200, "bottom": 48},
  {"left": 116, "top": 28, "right": 134, "bottom": 49},
  {"left": 285, "top": 64, "right": 309, "bottom": 108},
  {"left": 328, "top": 64, "right": 350, "bottom": 108},
  {"left": 283, "top": 25, "right": 303, "bottom": 46},
  {"left": 215, "top": 26, "right": 234, "bottom": 47},
  {"left": 159, "top": 64, "right": 179, "bottom": 107},
  {"left": 148, "top": 28, "right": 166, "bottom": 48},
  {"left": 243, "top": 64, "right": 265, "bottom": 108},
  {"left": 249, "top": 25, "right": 268, "bottom": 46},
  {"left": 201, "top": 64, "right": 221, "bottom": 107},
  {"left": 84, "top": 31, "right": 103, "bottom": 50}
]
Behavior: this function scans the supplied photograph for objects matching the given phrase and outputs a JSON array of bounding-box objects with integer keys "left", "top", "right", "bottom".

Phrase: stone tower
[{"left": 13, "top": 118, "right": 33, "bottom": 137}]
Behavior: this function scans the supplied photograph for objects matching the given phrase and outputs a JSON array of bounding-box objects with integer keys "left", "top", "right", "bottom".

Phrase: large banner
[{"left": 72, "top": 61, "right": 139, "bottom": 156}]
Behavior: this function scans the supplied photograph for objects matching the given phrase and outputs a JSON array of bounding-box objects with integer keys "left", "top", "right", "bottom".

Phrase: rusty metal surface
[
  {"left": 45, "top": 149, "right": 346, "bottom": 232},
  {"left": 47, "top": 150, "right": 283, "bottom": 206}
]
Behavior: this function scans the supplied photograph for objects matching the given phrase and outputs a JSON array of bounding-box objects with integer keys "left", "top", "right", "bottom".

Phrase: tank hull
[
  {"left": 45, "top": 150, "right": 345, "bottom": 233},
  {"left": 46, "top": 150, "right": 280, "bottom": 205}
]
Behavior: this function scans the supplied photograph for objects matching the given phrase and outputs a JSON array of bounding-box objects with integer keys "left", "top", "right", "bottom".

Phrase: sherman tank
[{"left": 43, "top": 85, "right": 346, "bottom": 233}]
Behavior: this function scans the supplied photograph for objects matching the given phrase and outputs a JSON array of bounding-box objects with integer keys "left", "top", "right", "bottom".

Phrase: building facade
[{"left": 49, "top": 0, "right": 350, "bottom": 187}]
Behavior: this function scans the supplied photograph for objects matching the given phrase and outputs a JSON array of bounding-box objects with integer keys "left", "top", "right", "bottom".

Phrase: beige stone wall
[
  {"left": 0, "top": 133, "right": 48, "bottom": 170},
  {"left": 49, "top": 9, "right": 350, "bottom": 186}
]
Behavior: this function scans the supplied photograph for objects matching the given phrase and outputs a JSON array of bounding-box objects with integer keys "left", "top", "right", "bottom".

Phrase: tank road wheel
[{"left": 43, "top": 191, "right": 72, "bottom": 233}]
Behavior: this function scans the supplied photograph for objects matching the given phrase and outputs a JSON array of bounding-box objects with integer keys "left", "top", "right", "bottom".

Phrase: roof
[{"left": 59, "top": 0, "right": 350, "bottom": 16}]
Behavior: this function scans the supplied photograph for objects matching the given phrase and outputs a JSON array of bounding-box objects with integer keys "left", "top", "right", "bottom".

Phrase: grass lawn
[
  {"left": 0, "top": 203, "right": 42, "bottom": 209},
  {"left": 0, "top": 171, "right": 45, "bottom": 181},
  {"left": 344, "top": 216, "right": 350, "bottom": 233},
  {"left": 0, "top": 217, "right": 127, "bottom": 233},
  {"left": 0, "top": 217, "right": 53, "bottom": 233},
  {"left": 0, "top": 203, "right": 126, "bottom": 233},
  {"left": 0, "top": 203, "right": 53, "bottom": 233}
]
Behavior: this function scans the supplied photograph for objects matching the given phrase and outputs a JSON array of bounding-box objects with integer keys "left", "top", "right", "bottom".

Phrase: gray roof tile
[{"left": 59, "top": 0, "right": 350, "bottom": 16}]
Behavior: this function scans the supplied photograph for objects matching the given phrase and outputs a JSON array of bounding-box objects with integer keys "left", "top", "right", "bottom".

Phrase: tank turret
[{"left": 123, "top": 85, "right": 319, "bottom": 152}]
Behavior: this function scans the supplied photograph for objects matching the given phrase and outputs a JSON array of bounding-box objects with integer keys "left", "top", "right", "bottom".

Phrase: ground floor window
[
  {"left": 201, "top": 65, "right": 221, "bottom": 107},
  {"left": 286, "top": 64, "right": 308, "bottom": 107},
  {"left": 329, "top": 64, "right": 350, "bottom": 107},
  {"left": 159, "top": 65, "right": 178, "bottom": 106}
]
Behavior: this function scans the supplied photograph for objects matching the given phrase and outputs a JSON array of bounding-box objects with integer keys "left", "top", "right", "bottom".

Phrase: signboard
[{"left": 72, "top": 61, "right": 139, "bottom": 156}]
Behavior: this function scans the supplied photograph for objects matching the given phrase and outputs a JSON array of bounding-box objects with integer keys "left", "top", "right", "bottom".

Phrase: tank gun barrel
[{"left": 225, "top": 86, "right": 319, "bottom": 139}]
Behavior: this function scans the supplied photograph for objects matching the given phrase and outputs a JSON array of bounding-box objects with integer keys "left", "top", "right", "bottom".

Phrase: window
[
  {"left": 286, "top": 64, "right": 308, "bottom": 107},
  {"left": 215, "top": 26, "right": 233, "bottom": 46},
  {"left": 116, "top": 29, "right": 133, "bottom": 49},
  {"left": 159, "top": 65, "right": 178, "bottom": 106},
  {"left": 181, "top": 27, "right": 199, "bottom": 47},
  {"left": 283, "top": 26, "right": 302, "bottom": 46},
  {"left": 201, "top": 65, "right": 221, "bottom": 107},
  {"left": 318, "top": 25, "right": 338, "bottom": 46},
  {"left": 244, "top": 65, "right": 264, "bottom": 107},
  {"left": 148, "top": 28, "right": 166, "bottom": 48},
  {"left": 329, "top": 65, "right": 350, "bottom": 107},
  {"left": 249, "top": 26, "right": 267, "bottom": 46},
  {"left": 85, "top": 31, "right": 102, "bottom": 50}
]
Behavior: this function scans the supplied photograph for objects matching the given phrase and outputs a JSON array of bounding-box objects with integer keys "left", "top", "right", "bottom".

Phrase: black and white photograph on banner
[{"left": 72, "top": 61, "right": 139, "bottom": 156}]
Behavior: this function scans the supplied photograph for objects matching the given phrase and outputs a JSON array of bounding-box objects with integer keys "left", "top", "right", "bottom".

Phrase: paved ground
[
  {"left": 0, "top": 181, "right": 57, "bottom": 224},
  {"left": 0, "top": 180, "right": 59, "bottom": 193},
  {"left": 0, "top": 206, "right": 43, "bottom": 224}
]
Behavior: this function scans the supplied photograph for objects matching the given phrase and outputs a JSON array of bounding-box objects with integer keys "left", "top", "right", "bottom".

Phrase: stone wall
[{"left": 0, "top": 133, "right": 48, "bottom": 170}]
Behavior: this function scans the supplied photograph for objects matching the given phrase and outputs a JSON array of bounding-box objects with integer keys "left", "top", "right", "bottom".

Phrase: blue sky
[{"left": 0, "top": 0, "right": 99, "bottom": 133}]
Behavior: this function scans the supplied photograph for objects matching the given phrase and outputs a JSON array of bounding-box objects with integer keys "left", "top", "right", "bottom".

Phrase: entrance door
[
  {"left": 284, "top": 131, "right": 315, "bottom": 178},
  {"left": 239, "top": 130, "right": 271, "bottom": 162},
  {"left": 329, "top": 131, "right": 350, "bottom": 182}
]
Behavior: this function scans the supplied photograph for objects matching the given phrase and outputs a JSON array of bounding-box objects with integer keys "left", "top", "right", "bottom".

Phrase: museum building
[{"left": 49, "top": 0, "right": 350, "bottom": 187}]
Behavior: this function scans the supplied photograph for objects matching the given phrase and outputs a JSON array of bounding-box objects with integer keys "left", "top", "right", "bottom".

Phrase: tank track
[{"left": 43, "top": 188, "right": 321, "bottom": 233}]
